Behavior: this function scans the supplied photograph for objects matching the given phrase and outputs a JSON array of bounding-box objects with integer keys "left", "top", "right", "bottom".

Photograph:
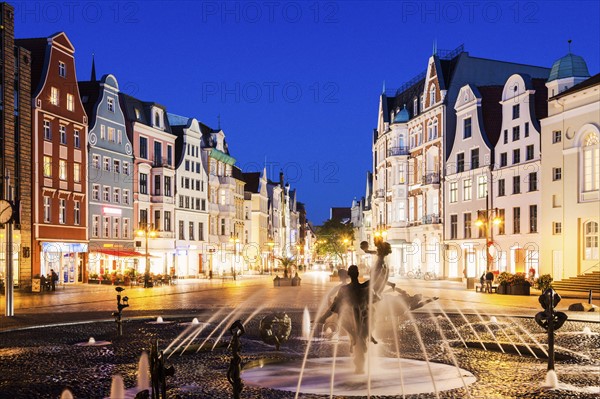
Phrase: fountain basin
[{"left": 242, "top": 357, "right": 476, "bottom": 396}]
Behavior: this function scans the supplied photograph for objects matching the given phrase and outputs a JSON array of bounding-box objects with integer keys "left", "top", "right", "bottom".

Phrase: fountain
[
  {"left": 60, "top": 389, "right": 74, "bottom": 399},
  {"left": 109, "top": 374, "right": 125, "bottom": 399},
  {"left": 74, "top": 336, "right": 111, "bottom": 346}
]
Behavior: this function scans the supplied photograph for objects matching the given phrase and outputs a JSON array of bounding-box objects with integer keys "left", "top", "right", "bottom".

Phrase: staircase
[{"left": 551, "top": 271, "right": 600, "bottom": 293}]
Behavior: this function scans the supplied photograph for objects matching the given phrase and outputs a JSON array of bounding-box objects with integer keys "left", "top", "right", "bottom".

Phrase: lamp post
[
  {"left": 136, "top": 223, "right": 157, "bottom": 288},
  {"left": 229, "top": 233, "right": 240, "bottom": 279},
  {"left": 267, "top": 240, "right": 275, "bottom": 275},
  {"left": 475, "top": 192, "right": 502, "bottom": 272}
]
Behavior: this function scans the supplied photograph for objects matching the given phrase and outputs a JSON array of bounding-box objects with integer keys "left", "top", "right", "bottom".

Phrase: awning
[{"left": 91, "top": 248, "right": 154, "bottom": 257}]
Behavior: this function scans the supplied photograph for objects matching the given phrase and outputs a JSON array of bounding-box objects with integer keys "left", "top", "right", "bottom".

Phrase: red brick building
[{"left": 17, "top": 32, "right": 88, "bottom": 283}]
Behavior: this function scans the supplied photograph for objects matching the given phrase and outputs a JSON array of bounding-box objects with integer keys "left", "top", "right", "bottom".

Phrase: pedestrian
[
  {"left": 51, "top": 269, "right": 58, "bottom": 291},
  {"left": 485, "top": 270, "right": 494, "bottom": 293},
  {"left": 480, "top": 273, "right": 485, "bottom": 292}
]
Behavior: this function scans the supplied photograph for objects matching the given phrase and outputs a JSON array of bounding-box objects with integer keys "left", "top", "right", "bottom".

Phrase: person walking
[{"left": 50, "top": 269, "right": 58, "bottom": 291}]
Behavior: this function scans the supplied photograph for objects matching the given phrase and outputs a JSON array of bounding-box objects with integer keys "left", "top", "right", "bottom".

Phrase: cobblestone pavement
[{"left": 0, "top": 272, "right": 598, "bottom": 398}]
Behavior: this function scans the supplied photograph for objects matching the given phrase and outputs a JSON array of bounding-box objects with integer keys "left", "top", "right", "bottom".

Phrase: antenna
[{"left": 568, "top": 39, "right": 572, "bottom": 53}]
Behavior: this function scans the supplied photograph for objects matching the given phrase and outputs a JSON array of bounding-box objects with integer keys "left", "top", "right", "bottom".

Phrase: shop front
[{"left": 40, "top": 242, "right": 87, "bottom": 284}]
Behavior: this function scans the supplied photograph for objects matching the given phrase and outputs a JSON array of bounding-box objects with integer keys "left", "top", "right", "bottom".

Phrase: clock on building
[{"left": 0, "top": 200, "right": 14, "bottom": 224}]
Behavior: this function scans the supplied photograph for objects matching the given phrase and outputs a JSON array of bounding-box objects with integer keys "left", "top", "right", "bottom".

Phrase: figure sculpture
[{"left": 227, "top": 320, "right": 245, "bottom": 399}]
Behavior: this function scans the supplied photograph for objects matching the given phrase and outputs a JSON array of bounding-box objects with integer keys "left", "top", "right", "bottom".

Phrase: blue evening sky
[{"left": 13, "top": 1, "right": 600, "bottom": 224}]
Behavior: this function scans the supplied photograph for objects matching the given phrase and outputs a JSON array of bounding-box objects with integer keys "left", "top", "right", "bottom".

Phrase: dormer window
[
  {"left": 154, "top": 112, "right": 161, "bottom": 127},
  {"left": 134, "top": 108, "right": 141, "bottom": 120}
]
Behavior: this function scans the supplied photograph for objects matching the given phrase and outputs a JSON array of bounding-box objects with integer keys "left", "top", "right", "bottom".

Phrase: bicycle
[
  {"left": 423, "top": 271, "right": 438, "bottom": 280},
  {"left": 406, "top": 269, "right": 422, "bottom": 279}
]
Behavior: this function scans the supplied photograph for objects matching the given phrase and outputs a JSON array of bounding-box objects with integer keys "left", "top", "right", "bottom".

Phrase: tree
[
  {"left": 315, "top": 219, "right": 355, "bottom": 268},
  {"left": 276, "top": 256, "right": 296, "bottom": 279}
]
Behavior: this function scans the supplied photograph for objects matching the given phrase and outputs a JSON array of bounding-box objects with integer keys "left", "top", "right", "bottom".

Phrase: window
[
  {"left": 50, "top": 87, "right": 59, "bottom": 105},
  {"left": 503, "top": 130, "right": 508, "bottom": 144},
  {"left": 220, "top": 189, "right": 226, "bottom": 205},
  {"left": 498, "top": 179, "right": 505, "bottom": 196},
  {"left": 552, "top": 167, "right": 562, "bottom": 181},
  {"left": 167, "top": 145, "right": 173, "bottom": 166},
  {"left": 529, "top": 205, "right": 538, "bottom": 233},
  {"left": 43, "top": 156, "right": 52, "bottom": 177},
  {"left": 140, "top": 173, "right": 148, "bottom": 194},
  {"left": 113, "top": 217, "right": 120, "bottom": 238},
  {"left": 553, "top": 222, "right": 562, "bottom": 235},
  {"left": 135, "top": 108, "right": 141, "bottom": 120},
  {"left": 113, "top": 159, "right": 120, "bottom": 174},
  {"left": 497, "top": 209, "right": 505, "bottom": 235},
  {"left": 463, "top": 213, "right": 471, "bottom": 239},
  {"left": 221, "top": 218, "right": 226, "bottom": 236},
  {"left": 179, "top": 220, "right": 185, "bottom": 240},
  {"left": 450, "top": 215, "right": 458, "bottom": 239},
  {"left": 92, "top": 184, "right": 100, "bottom": 200},
  {"left": 154, "top": 175, "right": 161, "bottom": 196},
  {"left": 113, "top": 188, "right": 120, "bottom": 203},
  {"left": 201, "top": 199, "right": 206, "bottom": 210},
  {"left": 512, "top": 104, "right": 520, "bottom": 119},
  {"left": 103, "top": 216, "right": 110, "bottom": 238},
  {"left": 92, "top": 215, "right": 100, "bottom": 237},
  {"left": 107, "top": 97, "right": 114, "bottom": 112},
  {"left": 457, "top": 153, "right": 464, "bottom": 173},
  {"left": 164, "top": 211, "right": 171, "bottom": 232},
  {"left": 123, "top": 219, "right": 130, "bottom": 239},
  {"left": 199, "top": 222, "right": 204, "bottom": 241},
  {"left": 155, "top": 112, "right": 161, "bottom": 127},
  {"left": 103, "top": 186, "right": 110, "bottom": 202},
  {"left": 103, "top": 157, "right": 110, "bottom": 172},
  {"left": 74, "top": 201, "right": 80, "bottom": 225},
  {"left": 59, "top": 199, "right": 66, "bottom": 224},
  {"left": 513, "top": 149, "right": 520, "bottom": 164},
  {"left": 429, "top": 86, "right": 436, "bottom": 106},
  {"left": 108, "top": 127, "right": 115, "bottom": 142},
  {"left": 164, "top": 176, "right": 172, "bottom": 196},
  {"left": 74, "top": 130, "right": 80, "bottom": 148},
  {"left": 584, "top": 221, "right": 599, "bottom": 260},
  {"left": 526, "top": 145, "right": 534, "bottom": 161},
  {"left": 500, "top": 152, "right": 507, "bottom": 167},
  {"left": 58, "top": 61, "right": 66, "bottom": 77},
  {"left": 583, "top": 132, "right": 599, "bottom": 192},
  {"left": 100, "top": 125, "right": 106, "bottom": 140},
  {"left": 58, "top": 160, "right": 67, "bottom": 180},
  {"left": 44, "top": 196, "right": 51, "bottom": 222},
  {"left": 44, "top": 120, "right": 52, "bottom": 140},
  {"left": 528, "top": 172, "right": 538, "bottom": 191},
  {"left": 470, "top": 148, "right": 479, "bottom": 169},
  {"left": 123, "top": 190, "right": 130, "bottom": 205},
  {"left": 428, "top": 119, "right": 438, "bottom": 140},
  {"left": 513, "top": 175, "right": 521, "bottom": 194},
  {"left": 185, "top": 160, "right": 190, "bottom": 171},
  {"left": 154, "top": 210, "right": 161, "bottom": 231},
  {"left": 413, "top": 98, "right": 418, "bottom": 115},
  {"left": 449, "top": 182, "right": 457, "bottom": 203},
  {"left": 179, "top": 196, "right": 184, "bottom": 208},
  {"left": 463, "top": 179, "right": 472, "bottom": 201},
  {"left": 463, "top": 118, "right": 472, "bottom": 139},
  {"left": 58, "top": 126, "right": 66, "bottom": 144},
  {"left": 154, "top": 141, "right": 162, "bottom": 163},
  {"left": 189, "top": 222, "right": 194, "bottom": 241},
  {"left": 552, "top": 130, "right": 562, "bottom": 143},
  {"left": 513, "top": 207, "right": 521, "bottom": 234},
  {"left": 123, "top": 162, "right": 129, "bottom": 176},
  {"left": 92, "top": 154, "right": 100, "bottom": 169},
  {"left": 477, "top": 175, "right": 487, "bottom": 198},
  {"left": 139, "top": 209, "right": 148, "bottom": 228},
  {"left": 525, "top": 122, "right": 529, "bottom": 137},
  {"left": 512, "top": 126, "right": 520, "bottom": 141},
  {"left": 140, "top": 137, "right": 148, "bottom": 159},
  {"left": 66, "top": 94, "right": 74, "bottom": 111},
  {"left": 117, "top": 130, "right": 122, "bottom": 144}
]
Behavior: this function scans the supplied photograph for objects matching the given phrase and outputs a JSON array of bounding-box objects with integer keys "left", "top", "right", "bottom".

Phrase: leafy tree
[
  {"left": 315, "top": 219, "right": 355, "bottom": 268},
  {"left": 276, "top": 256, "right": 296, "bottom": 279}
]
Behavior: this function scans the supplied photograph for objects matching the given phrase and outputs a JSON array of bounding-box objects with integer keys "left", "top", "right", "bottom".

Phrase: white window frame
[
  {"left": 66, "top": 94, "right": 74, "bottom": 111},
  {"left": 44, "top": 196, "right": 51, "bottom": 223},
  {"left": 59, "top": 159, "right": 67, "bottom": 180},
  {"left": 58, "top": 61, "right": 66, "bottom": 77},
  {"left": 50, "top": 87, "right": 59, "bottom": 106},
  {"left": 59, "top": 199, "right": 66, "bottom": 224},
  {"left": 60, "top": 125, "right": 67, "bottom": 144}
]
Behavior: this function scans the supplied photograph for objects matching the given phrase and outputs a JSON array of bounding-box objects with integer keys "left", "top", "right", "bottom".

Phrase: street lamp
[
  {"left": 229, "top": 233, "right": 240, "bottom": 279},
  {"left": 266, "top": 240, "right": 275, "bottom": 275},
  {"left": 136, "top": 223, "right": 157, "bottom": 288},
  {"left": 475, "top": 192, "right": 502, "bottom": 272}
]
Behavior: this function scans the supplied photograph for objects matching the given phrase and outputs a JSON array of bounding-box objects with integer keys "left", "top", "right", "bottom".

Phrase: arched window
[
  {"left": 583, "top": 132, "right": 599, "bottom": 192},
  {"left": 429, "top": 85, "right": 436, "bottom": 106},
  {"left": 584, "top": 221, "right": 599, "bottom": 260},
  {"left": 427, "top": 119, "right": 438, "bottom": 140},
  {"left": 154, "top": 112, "right": 161, "bottom": 127}
]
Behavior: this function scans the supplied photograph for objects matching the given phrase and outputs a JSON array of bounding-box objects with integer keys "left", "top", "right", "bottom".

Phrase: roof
[
  {"left": 477, "top": 85, "right": 503, "bottom": 147},
  {"left": 330, "top": 207, "right": 351, "bottom": 222},
  {"left": 77, "top": 80, "right": 102, "bottom": 122},
  {"left": 118, "top": 92, "right": 173, "bottom": 134},
  {"left": 393, "top": 105, "right": 410, "bottom": 123},
  {"left": 167, "top": 113, "right": 190, "bottom": 127},
  {"left": 550, "top": 72, "right": 600, "bottom": 100},
  {"left": 548, "top": 53, "right": 590, "bottom": 82},
  {"left": 242, "top": 172, "right": 261, "bottom": 193}
]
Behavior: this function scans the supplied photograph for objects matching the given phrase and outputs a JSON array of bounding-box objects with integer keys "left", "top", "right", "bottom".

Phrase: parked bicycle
[
  {"left": 406, "top": 269, "right": 422, "bottom": 279},
  {"left": 423, "top": 271, "right": 438, "bottom": 280}
]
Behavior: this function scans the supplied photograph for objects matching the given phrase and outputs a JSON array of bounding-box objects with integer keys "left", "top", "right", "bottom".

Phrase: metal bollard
[{"left": 589, "top": 289, "right": 593, "bottom": 305}]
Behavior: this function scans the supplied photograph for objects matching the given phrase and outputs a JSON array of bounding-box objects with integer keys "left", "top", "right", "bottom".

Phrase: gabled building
[
  {"left": 169, "top": 114, "right": 209, "bottom": 278},
  {"left": 17, "top": 32, "right": 88, "bottom": 283},
  {"left": 541, "top": 54, "right": 598, "bottom": 280},
  {"left": 243, "top": 169, "right": 269, "bottom": 272},
  {"left": 444, "top": 84, "right": 502, "bottom": 279},
  {"left": 79, "top": 73, "right": 135, "bottom": 280},
  {"left": 492, "top": 74, "right": 548, "bottom": 276},
  {"left": 119, "top": 93, "right": 176, "bottom": 277},
  {"left": 0, "top": 3, "right": 33, "bottom": 289}
]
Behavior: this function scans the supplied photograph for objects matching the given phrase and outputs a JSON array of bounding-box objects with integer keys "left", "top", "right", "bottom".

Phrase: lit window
[
  {"left": 108, "top": 127, "right": 115, "bottom": 142},
  {"left": 582, "top": 132, "right": 599, "bottom": 192},
  {"left": 59, "top": 160, "right": 67, "bottom": 180},
  {"left": 100, "top": 125, "right": 106, "bottom": 140},
  {"left": 463, "top": 179, "right": 472, "bottom": 201},
  {"left": 113, "top": 217, "right": 120, "bottom": 238},
  {"left": 584, "top": 221, "right": 599, "bottom": 260},
  {"left": 67, "top": 94, "right": 74, "bottom": 111},
  {"left": 477, "top": 175, "right": 487, "bottom": 198},
  {"left": 59, "top": 199, "right": 66, "bottom": 224},
  {"left": 74, "top": 202, "right": 80, "bottom": 225},
  {"left": 43, "top": 156, "right": 52, "bottom": 177},
  {"left": 103, "top": 216, "right": 110, "bottom": 238},
  {"left": 92, "top": 215, "right": 100, "bottom": 237},
  {"left": 123, "top": 219, "right": 130, "bottom": 238},
  {"left": 44, "top": 196, "right": 51, "bottom": 223},
  {"left": 449, "top": 182, "right": 457, "bottom": 203},
  {"left": 50, "top": 87, "right": 59, "bottom": 106}
]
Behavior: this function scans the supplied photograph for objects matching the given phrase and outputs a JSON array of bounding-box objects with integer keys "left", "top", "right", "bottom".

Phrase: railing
[
  {"left": 582, "top": 262, "right": 600, "bottom": 275},
  {"left": 152, "top": 157, "right": 172, "bottom": 168},
  {"left": 374, "top": 189, "right": 385, "bottom": 199},
  {"left": 422, "top": 214, "right": 441, "bottom": 224},
  {"left": 388, "top": 146, "right": 410, "bottom": 157},
  {"left": 422, "top": 172, "right": 440, "bottom": 184}
]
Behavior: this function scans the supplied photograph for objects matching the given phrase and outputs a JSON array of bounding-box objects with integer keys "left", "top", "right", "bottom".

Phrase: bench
[{"left": 476, "top": 285, "right": 498, "bottom": 293}]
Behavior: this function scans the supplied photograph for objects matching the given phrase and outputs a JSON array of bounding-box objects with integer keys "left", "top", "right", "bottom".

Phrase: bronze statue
[{"left": 227, "top": 320, "right": 245, "bottom": 399}]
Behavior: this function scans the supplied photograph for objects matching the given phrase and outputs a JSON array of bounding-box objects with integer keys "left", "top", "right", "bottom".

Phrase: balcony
[
  {"left": 422, "top": 214, "right": 441, "bottom": 224},
  {"left": 388, "top": 146, "right": 410, "bottom": 157},
  {"left": 152, "top": 157, "right": 173, "bottom": 169},
  {"left": 374, "top": 189, "right": 385, "bottom": 199},
  {"left": 219, "top": 204, "right": 235, "bottom": 214},
  {"left": 422, "top": 172, "right": 440, "bottom": 185}
]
